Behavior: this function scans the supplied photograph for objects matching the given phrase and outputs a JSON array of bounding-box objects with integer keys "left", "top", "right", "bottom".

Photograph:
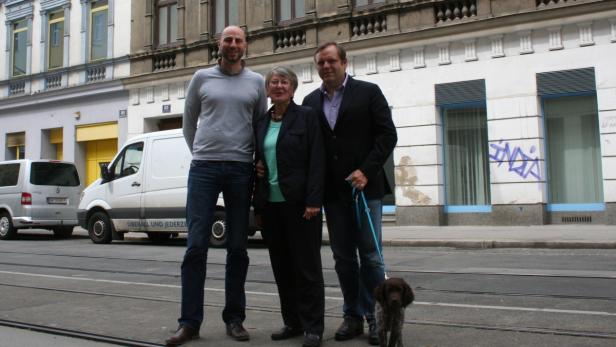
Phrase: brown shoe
[
  {"left": 334, "top": 317, "right": 363, "bottom": 341},
  {"left": 165, "top": 325, "right": 199, "bottom": 346},
  {"left": 226, "top": 321, "right": 250, "bottom": 341}
]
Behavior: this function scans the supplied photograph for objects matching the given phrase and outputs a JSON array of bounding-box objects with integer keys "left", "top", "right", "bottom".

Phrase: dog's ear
[
  {"left": 374, "top": 282, "right": 386, "bottom": 304},
  {"left": 402, "top": 280, "right": 414, "bottom": 307}
]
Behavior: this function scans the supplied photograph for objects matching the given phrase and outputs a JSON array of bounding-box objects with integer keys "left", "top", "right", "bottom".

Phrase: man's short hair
[{"left": 314, "top": 42, "right": 347, "bottom": 62}]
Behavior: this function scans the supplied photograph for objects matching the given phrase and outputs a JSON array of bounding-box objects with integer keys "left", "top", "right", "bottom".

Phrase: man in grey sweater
[{"left": 166, "top": 26, "right": 267, "bottom": 347}]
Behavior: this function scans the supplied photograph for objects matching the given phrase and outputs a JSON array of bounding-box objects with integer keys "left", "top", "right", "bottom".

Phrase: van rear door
[
  {"left": 28, "top": 162, "right": 81, "bottom": 221},
  {"left": 142, "top": 135, "right": 190, "bottom": 232}
]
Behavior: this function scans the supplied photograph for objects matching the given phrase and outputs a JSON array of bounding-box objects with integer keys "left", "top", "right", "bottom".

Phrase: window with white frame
[
  {"left": 48, "top": 10, "right": 65, "bottom": 70},
  {"left": 214, "top": 0, "right": 239, "bottom": 34},
  {"left": 90, "top": 0, "right": 108, "bottom": 61},
  {"left": 12, "top": 19, "right": 28, "bottom": 77},
  {"left": 157, "top": 0, "right": 178, "bottom": 46},
  {"left": 279, "top": 0, "right": 304, "bottom": 22}
]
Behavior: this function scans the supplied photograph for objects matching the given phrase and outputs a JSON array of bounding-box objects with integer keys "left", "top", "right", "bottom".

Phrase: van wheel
[
  {"left": 147, "top": 232, "right": 172, "bottom": 243},
  {"left": 88, "top": 212, "right": 113, "bottom": 244},
  {"left": 209, "top": 211, "right": 227, "bottom": 248},
  {"left": 0, "top": 212, "right": 17, "bottom": 240},
  {"left": 53, "top": 227, "right": 74, "bottom": 239}
]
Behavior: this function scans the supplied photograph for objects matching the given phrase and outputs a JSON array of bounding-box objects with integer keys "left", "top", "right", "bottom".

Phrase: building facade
[
  {"left": 126, "top": 0, "right": 616, "bottom": 226},
  {"left": 20, "top": 0, "right": 613, "bottom": 226},
  {"left": 0, "top": 0, "right": 131, "bottom": 185}
]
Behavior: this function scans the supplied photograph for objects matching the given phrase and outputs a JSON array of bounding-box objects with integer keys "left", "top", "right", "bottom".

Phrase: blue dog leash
[{"left": 352, "top": 187, "right": 387, "bottom": 278}]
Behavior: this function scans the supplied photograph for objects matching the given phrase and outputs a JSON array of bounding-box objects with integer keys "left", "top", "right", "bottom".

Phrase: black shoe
[
  {"left": 368, "top": 320, "right": 380, "bottom": 345},
  {"left": 165, "top": 325, "right": 199, "bottom": 346},
  {"left": 271, "top": 325, "right": 303, "bottom": 340},
  {"left": 334, "top": 318, "right": 363, "bottom": 341},
  {"left": 302, "top": 333, "right": 322, "bottom": 347},
  {"left": 226, "top": 322, "right": 250, "bottom": 341}
]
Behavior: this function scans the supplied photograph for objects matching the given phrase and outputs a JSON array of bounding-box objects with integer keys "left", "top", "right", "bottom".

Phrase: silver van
[{"left": 0, "top": 160, "right": 82, "bottom": 240}]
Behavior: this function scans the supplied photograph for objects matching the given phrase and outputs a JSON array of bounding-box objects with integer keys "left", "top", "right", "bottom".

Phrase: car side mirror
[{"left": 100, "top": 164, "right": 113, "bottom": 182}]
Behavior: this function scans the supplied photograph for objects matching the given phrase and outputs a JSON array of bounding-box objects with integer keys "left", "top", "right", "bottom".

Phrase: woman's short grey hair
[{"left": 265, "top": 66, "right": 298, "bottom": 92}]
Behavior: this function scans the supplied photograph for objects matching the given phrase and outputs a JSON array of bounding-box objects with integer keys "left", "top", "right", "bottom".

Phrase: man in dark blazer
[{"left": 302, "top": 42, "right": 397, "bottom": 346}]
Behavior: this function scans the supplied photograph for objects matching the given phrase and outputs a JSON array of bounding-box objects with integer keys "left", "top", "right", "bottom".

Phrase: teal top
[{"left": 264, "top": 120, "right": 285, "bottom": 202}]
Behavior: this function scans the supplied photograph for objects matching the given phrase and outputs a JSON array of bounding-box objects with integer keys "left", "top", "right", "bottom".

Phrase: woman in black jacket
[{"left": 254, "top": 66, "right": 325, "bottom": 347}]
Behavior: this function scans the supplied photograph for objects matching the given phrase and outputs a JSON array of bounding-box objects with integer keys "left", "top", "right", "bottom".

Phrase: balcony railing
[
  {"left": 435, "top": 0, "right": 477, "bottom": 24},
  {"left": 537, "top": 0, "right": 572, "bottom": 7},
  {"left": 86, "top": 65, "right": 106, "bottom": 82},
  {"left": 45, "top": 73, "right": 62, "bottom": 90},
  {"left": 9, "top": 80, "right": 26, "bottom": 96},
  {"left": 153, "top": 52, "right": 176, "bottom": 71},
  {"left": 274, "top": 29, "right": 307, "bottom": 51},
  {"left": 209, "top": 43, "right": 220, "bottom": 62},
  {"left": 351, "top": 14, "right": 387, "bottom": 38}
]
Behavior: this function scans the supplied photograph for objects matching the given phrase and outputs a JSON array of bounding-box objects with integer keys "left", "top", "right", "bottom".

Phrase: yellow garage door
[
  {"left": 85, "top": 139, "right": 118, "bottom": 185},
  {"left": 77, "top": 122, "right": 119, "bottom": 186}
]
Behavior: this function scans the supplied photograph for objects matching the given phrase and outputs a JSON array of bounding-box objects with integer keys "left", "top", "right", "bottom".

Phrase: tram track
[
  {"left": 0, "top": 318, "right": 165, "bottom": 347},
  {"left": 2, "top": 258, "right": 616, "bottom": 302},
  {"left": 1, "top": 282, "right": 615, "bottom": 344}
]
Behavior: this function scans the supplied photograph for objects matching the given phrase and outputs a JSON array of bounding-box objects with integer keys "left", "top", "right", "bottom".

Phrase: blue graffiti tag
[{"left": 489, "top": 140, "right": 541, "bottom": 180}]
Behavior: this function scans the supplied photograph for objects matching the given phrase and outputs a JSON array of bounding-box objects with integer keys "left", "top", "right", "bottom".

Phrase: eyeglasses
[{"left": 269, "top": 79, "right": 291, "bottom": 87}]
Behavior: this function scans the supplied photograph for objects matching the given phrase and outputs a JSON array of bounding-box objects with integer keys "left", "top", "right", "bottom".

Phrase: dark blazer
[
  {"left": 253, "top": 101, "right": 325, "bottom": 213},
  {"left": 302, "top": 76, "right": 397, "bottom": 202}
]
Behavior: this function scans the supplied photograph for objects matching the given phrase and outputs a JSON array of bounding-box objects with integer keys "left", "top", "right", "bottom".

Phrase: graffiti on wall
[{"left": 489, "top": 140, "right": 541, "bottom": 180}]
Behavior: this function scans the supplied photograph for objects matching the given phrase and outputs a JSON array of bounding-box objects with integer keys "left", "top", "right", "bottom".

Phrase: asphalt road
[{"left": 0, "top": 229, "right": 615, "bottom": 347}]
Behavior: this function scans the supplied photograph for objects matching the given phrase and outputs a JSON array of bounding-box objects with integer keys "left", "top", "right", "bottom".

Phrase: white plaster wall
[
  {"left": 30, "top": 1, "right": 41, "bottom": 75},
  {"left": 604, "top": 181, "right": 616, "bottom": 202},
  {"left": 394, "top": 146, "right": 441, "bottom": 167},
  {"left": 68, "top": 0, "right": 82, "bottom": 67},
  {"left": 127, "top": 81, "right": 189, "bottom": 140},
  {"left": 490, "top": 182, "right": 546, "bottom": 205},
  {"left": 113, "top": 0, "right": 131, "bottom": 58}
]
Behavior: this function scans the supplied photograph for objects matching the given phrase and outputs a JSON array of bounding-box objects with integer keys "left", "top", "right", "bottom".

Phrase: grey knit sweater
[{"left": 183, "top": 65, "right": 267, "bottom": 163}]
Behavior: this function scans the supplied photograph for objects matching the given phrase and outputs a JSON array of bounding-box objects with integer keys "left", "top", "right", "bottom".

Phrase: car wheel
[
  {"left": 52, "top": 226, "right": 74, "bottom": 239},
  {"left": 88, "top": 212, "right": 113, "bottom": 244},
  {"left": 209, "top": 210, "right": 227, "bottom": 248},
  {"left": 0, "top": 212, "right": 17, "bottom": 240},
  {"left": 147, "top": 232, "right": 172, "bottom": 243}
]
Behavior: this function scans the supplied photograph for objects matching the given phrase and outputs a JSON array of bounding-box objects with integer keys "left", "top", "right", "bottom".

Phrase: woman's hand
[
  {"left": 256, "top": 160, "right": 265, "bottom": 178},
  {"left": 302, "top": 207, "right": 320, "bottom": 220}
]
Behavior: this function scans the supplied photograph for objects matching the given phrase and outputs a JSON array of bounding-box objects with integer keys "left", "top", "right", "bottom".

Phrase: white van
[
  {"left": 77, "top": 129, "right": 259, "bottom": 245},
  {"left": 0, "top": 159, "right": 81, "bottom": 240}
]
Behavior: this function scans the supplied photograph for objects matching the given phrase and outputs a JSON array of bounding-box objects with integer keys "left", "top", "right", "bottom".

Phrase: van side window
[
  {"left": 0, "top": 164, "right": 20, "bottom": 187},
  {"left": 112, "top": 142, "right": 144, "bottom": 178}
]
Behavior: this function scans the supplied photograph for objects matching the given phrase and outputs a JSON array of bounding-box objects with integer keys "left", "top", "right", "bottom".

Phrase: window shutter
[
  {"left": 436, "top": 79, "right": 485, "bottom": 106},
  {"left": 537, "top": 67, "right": 596, "bottom": 96}
]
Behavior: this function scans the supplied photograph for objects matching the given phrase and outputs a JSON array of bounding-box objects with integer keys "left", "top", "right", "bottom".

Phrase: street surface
[{"left": 0, "top": 229, "right": 615, "bottom": 347}]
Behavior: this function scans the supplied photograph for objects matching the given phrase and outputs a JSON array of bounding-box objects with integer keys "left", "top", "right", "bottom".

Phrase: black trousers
[{"left": 262, "top": 201, "right": 325, "bottom": 335}]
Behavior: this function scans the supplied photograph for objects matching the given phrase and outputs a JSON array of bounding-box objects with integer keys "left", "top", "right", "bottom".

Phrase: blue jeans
[
  {"left": 324, "top": 198, "right": 385, "bottom": 321},
  {"left": 179, "top": 160, "right": 253, "bottom": 329}
]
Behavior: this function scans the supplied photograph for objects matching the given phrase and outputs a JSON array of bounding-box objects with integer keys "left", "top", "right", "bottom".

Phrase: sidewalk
[{"left": 367, "top": 224, "right": 616, "bottom": 249}]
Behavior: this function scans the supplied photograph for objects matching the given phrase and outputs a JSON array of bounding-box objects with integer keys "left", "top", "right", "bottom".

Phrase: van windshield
[{"left": 30, "top": 162, "right": 80, "bottom": 187}]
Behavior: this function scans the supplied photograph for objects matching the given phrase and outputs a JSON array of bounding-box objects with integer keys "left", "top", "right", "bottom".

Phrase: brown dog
[{"left": 374, "top": 277, "right": 414, "bottom": 347}]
